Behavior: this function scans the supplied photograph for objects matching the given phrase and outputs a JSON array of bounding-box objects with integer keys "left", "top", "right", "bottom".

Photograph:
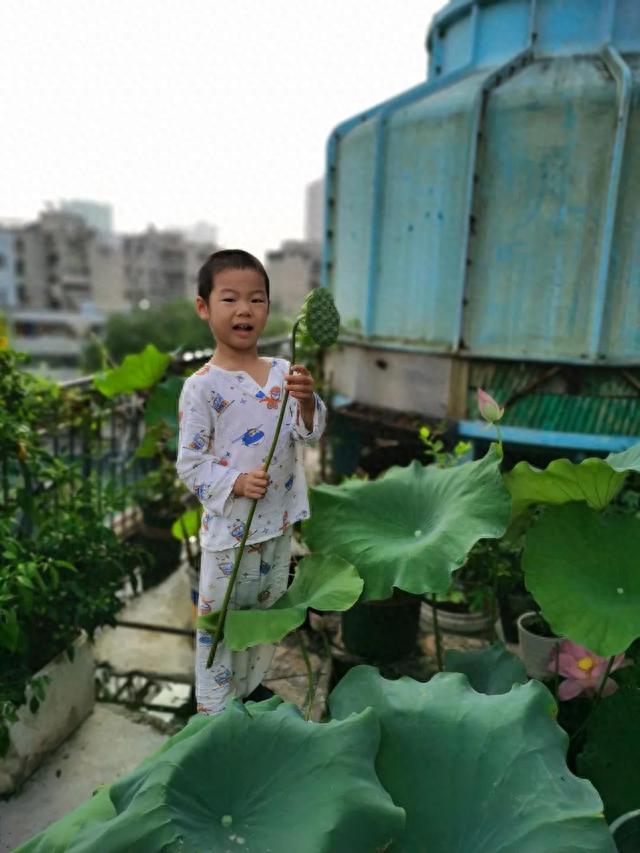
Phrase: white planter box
[{"left": 0, "top": 632, "right": 95, "bottom": 795}]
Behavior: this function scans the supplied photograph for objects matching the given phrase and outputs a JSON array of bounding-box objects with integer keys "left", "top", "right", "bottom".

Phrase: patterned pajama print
[
  {"left": 195, "top": 529, "right": 292, "bottom": 714},
  {"left": 176, "top": 356, "right": 326, "bottom": 716}
]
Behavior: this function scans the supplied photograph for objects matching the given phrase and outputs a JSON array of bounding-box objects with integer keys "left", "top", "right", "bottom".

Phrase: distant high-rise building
[
  {"left": 184, "top": 221, "right": 218, "bottom": 246},
  {"left": 60, "top": 199, "right": 113, "bottom": 234},
  {"left": 0, "top": 229, "right": 17, "bottom": 309},
  {"left": 122, "top": 226, "right": 217, "bottom": 307},
  {"left": 10, "top": 209, "right": 95, "bottom": 311},
  {"left": 265, "top": 239, "right": 321, "bottom": 317},
  {"left": 5, "top": 205, "right": 218, "bottom": 315},
  {"left": 304, "top": 178, "right": 325, "bottom": 244}
]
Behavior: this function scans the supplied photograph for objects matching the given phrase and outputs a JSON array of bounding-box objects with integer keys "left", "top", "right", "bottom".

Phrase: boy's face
[{"left": 196, "top": 267, "right": 269, "bottom": 352}]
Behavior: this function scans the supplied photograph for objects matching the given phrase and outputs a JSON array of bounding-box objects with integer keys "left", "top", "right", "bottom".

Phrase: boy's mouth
[{"left": 232, "top": 323, "right": 254, "bottom": 332}]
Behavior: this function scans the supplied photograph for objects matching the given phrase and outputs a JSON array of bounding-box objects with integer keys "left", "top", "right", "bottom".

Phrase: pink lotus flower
[
  {"left": 549, "top": 640, "right": 625, "bottom": 700},
  {"left": 477, "top": 389, "right": 504, "bottom": 424}
]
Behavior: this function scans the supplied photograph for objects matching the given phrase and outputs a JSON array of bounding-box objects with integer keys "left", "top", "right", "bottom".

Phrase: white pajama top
[{"left": 175, "top": 357, "right": 326, "bottom": 552}]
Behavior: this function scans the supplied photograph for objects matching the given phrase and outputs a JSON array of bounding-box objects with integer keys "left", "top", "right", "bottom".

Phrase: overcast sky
[{"left": 2, "top": 1, "right": 442, "bottom": 261}]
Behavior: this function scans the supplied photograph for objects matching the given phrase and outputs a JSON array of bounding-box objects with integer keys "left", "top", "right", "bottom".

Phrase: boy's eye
[
  {"left": 252, "top": 298, "right": 265, "bottom": 303},
  {"left": 222, "top": 298, "right": 235, "bottom": 302}
]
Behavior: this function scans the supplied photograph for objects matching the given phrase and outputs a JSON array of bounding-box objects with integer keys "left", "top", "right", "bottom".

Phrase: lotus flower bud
[{"left": 477, "top": 389, "right": 504, "bottom": 424}]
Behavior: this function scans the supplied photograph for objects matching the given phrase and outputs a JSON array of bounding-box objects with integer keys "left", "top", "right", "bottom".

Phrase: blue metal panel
[
  {"left": 441, "top": 13, "right": 474, "bottom": 76},
  {"left": 372, "top": 73, "right": 484, "bottom": 344},
  {"left": 428, "top": 0, "right": 640, "bottom": 73},
  {"left": 462, "top": 59, "right": 616, "bottom": 360},
  {"left": 614, "top": 0, "right": 640, "bottom": 52},
  {"left": 535, "top": 0, "right": 610, "bottom": 55},
  {"left": 457, "top": 420, "right": 640, "bottom": 452},
  {"left": 330, "top": 119, "right": 378, "bottom": 333},
  {"left": 588, "top": 46, "right": 633, "bottom": 360},
  {"left": 475, "top": 0, "right": 530, "bottom": 67},
  {"left": 600, "top": 59, "right": 640, "bottom": 359}
]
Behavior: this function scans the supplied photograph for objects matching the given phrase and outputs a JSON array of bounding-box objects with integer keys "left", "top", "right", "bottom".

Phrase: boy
[{"left": 175, "top": 249, "right": 326, "bottom": 714}]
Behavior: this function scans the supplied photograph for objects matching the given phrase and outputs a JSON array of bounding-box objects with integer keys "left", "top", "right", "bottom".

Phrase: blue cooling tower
[{"left": 323, "top": 0, "right": 640, "bottom": 457}]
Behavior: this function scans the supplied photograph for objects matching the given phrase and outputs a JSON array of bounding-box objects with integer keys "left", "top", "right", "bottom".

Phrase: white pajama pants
[{"left": 194, "top": 529, "right": 292, "bottom": 715}]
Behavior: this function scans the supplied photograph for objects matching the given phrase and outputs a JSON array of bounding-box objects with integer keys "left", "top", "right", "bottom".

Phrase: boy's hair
[{"left": 197, "top": 249, "right": 270, "bottom": 304}]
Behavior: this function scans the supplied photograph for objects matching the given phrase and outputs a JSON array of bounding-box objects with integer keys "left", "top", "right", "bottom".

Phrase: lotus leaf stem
[{"left": 430, "top": 596, "right": 444, "bottom": 672}]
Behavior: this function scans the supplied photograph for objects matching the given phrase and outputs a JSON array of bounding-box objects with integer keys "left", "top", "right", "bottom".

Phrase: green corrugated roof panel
[{"left": 468, "top": 363, "right": 640, "bottom": 437}]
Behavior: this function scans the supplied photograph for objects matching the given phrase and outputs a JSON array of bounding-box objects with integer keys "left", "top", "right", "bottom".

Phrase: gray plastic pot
[
  {"left": 517, "top": 611, "right": 564, "bottom": 681},
  {"left": 610, "top": 808, "right": 640, "bottom": 852}
]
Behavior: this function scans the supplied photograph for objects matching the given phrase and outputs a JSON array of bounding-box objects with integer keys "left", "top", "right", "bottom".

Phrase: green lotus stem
[
  {"left": 594, "top": 654, "right": 617, "bottom": 704},
  {"left": 494, "top": 423, "right": 504, "bottom": 457},
  {"left": 297, "top": 629, "right": 315, "bottom": 721},
  {"left": 206, "top": 321, "right": 300, "bottom": 669},
  {"left": 489, "top": 569, "right": 498, "bottom": 643},
  {"left": 569, "top": 654, "right": 617, "bottom": 745},
  {"left": 430, "top": 596, "right": 444, "bottom": 672}
]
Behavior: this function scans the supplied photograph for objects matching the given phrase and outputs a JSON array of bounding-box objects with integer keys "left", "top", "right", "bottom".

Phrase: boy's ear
[{"left": 195, "top": 296, "right": 209, "bottom": 319}]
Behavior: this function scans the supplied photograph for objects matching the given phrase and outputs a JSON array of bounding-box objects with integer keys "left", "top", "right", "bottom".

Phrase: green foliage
[
  {"left": 522, "top": 503, "right": 640, "bottom": 655},
  {"left": 330, "top": 667, "right": 614, "bottom": 852},
  {"left": 92, "top": 344, "right": 172, "bottom": 397},
  {"left": 605, "top": 444, "right": 640, "bottom": 474},
  {"left": 81, "top": 299, "right": 291, "bottom": 371},
  {"left": 171, "top": 507, "right": 201, "bottom": 540},
  {"left": 306, "top": 445, "right": 512, "bottom": 601},
  {"left": 444, "top": 642, "right": 528, "bottom": 695},
  {"left": 22, "top": 700, "right": 403, "bottom": 853},
  {"left": 92, "top": 344, "right": 188, "bottom": 524},
  {"left": 577, "top": 689, "right": 640, "bottom": 822},
  {"left": 0, "top": 348, "right": 150, "bottom": 754},
  {"left": 197, "top": 555, "right": 363, "bottom": 650},
  {"left": 418, "top": 423, "right": 471, "bottom": 468},
  {"left": 20, "top": 670, "right": 617, "bottom": 853},
  {"left": 504, "top": 457, "right": 627, "bottom": 517}
]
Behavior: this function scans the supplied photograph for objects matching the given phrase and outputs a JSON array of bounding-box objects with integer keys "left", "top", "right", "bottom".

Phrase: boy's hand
[
  {"left": 285, "top": 364, "right": 316, "bottom": 431},
  {"left": 233, "top": 467, "right": 270, "bottom": 499}
]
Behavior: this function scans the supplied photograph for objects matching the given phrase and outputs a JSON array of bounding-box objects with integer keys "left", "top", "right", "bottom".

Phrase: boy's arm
[
  {"left": 291, "top": 392, "right": 327, "bottom": 443},
  {"left": 283, "top": 360, "right": 327, "bottom": 443},
  {"left": 175, "top": 379, "right": 243, "bottom": 517}
]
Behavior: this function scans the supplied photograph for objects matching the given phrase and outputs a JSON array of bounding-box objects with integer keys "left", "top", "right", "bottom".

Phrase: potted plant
[
  {"left": 130, "top": 459, "right": 186, "bottom": 587},
  {"left": 92, "top": 344, "right": 190, "bottom": 587},
  {"left": 516, "top": 610, "right": 564, "bottom": 681},
  {"left": 0, "top": 349, "right": 148, "bottom": 793}
]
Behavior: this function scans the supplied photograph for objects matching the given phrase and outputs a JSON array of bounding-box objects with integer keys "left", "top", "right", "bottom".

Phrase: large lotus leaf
[
  {"left": 306, "top": 446, "right": 511, "bottom": 601},
  {"left": 92, "top": 344, "right": 171, "bottom": 397},
  {"left": 606, "top": 442, "right": 640, "bottom": 473},
  {"left": 143, "top": 376, "right": 181, "bottom": 430},
  {"left": 15, "top": 701, "right": 286, "bottom": 853},
  {"left": 197, "top": 554, "right": 363, "bottom": 650},
  {"left": 577, "top": 689, "right": 640, "bottom": 822},
  {"left": 329, "top": 666, "right": 614, "bottom": 852},
  {"left": 171, "top": 507, "right": 201, "bottom": 540},
  {"left": 503, "top": 457, "right": 627, "bottom": 517},
  {"left": 15, "top": 786, "right": 116, "bottom": 853},
  {"left": 67, "top": 701, "right": 404, "bottom": 853},
  {"left": 444, "top": 642, "right": 528, "bottom": 695},
  {"left": 522, "top": 503, "right": 640, "bottom": 655}
]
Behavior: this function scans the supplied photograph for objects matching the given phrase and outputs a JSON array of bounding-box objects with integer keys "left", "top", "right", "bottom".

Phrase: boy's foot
[{"left": 244, "top": 683, "right": 275, "bottom": 703}]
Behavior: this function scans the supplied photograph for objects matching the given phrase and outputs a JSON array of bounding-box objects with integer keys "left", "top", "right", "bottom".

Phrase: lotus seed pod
[{"left": 300, "top": 287, "right": 340, "bottom": 348}]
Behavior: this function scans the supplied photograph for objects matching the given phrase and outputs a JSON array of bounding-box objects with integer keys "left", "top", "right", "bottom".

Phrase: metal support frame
[{"left": 588, "top": 40, "right": 632, "bottom": 360}]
